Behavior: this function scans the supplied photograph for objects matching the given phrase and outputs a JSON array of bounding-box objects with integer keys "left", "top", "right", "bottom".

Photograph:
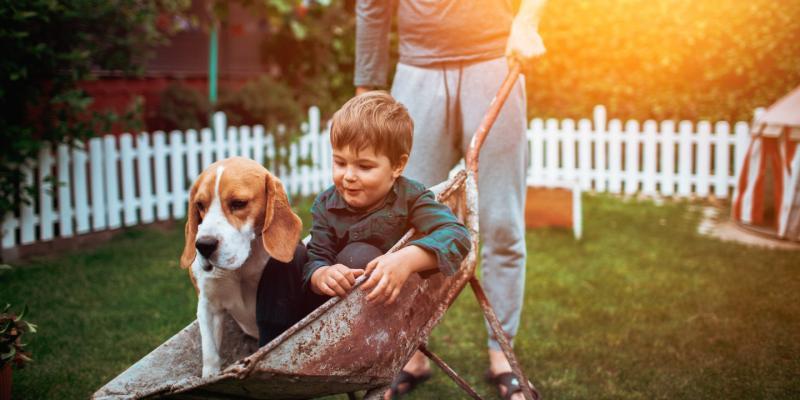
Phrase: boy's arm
[
  {"left": 355, "top": 0, "right": 393, "bottom": 91},
  {"left": 303, "top": 199, "right": 339, "bottom": 290},
  {"left": 407, "top": 189, "right": 472, "bottom": 276},
  {"left": 361, "top": 189, "right": 471, "bottom": 304}
]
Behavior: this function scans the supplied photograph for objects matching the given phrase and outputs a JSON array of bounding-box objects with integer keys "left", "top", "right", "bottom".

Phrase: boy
[
  {"left": 304, "top": 91, "right": 471, "bottom": 304},
  {"left": 256, "top": 91, "right": 470, "bottom": 347}
]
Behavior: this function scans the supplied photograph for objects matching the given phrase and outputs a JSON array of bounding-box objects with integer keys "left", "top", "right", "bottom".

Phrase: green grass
[{"left": 1, "top": 195, "right": 798, "bottom": 399}]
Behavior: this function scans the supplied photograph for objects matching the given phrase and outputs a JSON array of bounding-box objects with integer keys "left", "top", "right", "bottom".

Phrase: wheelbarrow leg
[
  {"left": 469, "top": 277, "right": 540, "bottom": 400},
  {"left": 418, "top": 344, "right": 483, "bottom": 400}
]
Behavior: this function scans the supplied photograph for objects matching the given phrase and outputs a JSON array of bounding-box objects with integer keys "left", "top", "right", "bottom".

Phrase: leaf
[
  {"left": 289, "top": 20, "right": 307, "bottom": 40},
  {"left": 14, "top": 305, "right": 27, "bottom": 322},
  {"left": 1, "top": 348, "right": 14, "bottom": 361}
]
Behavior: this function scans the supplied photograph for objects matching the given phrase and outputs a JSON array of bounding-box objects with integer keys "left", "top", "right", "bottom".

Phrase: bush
[
  {"left": 0, "top": 0, "right": 190, "bottom": 215},
  {"left": 528, "top": 0, "right": 800, "bottom": 122},
  {"left": 158, "top": 83, "right": 210, "bottom": 131}
]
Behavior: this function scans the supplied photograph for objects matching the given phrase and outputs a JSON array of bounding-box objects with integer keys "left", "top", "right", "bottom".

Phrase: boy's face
[{"left": 332, "top": 145, "right": 407, "bottom": 210}]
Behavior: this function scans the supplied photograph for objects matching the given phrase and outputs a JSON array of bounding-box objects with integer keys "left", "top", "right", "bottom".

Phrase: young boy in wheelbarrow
[{"left": 256, "top": 91, "right": 471, "bottom": 353}]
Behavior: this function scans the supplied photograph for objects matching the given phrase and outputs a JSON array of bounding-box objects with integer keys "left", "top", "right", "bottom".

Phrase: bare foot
[{"left": 383, "top": 350, "right": 431, "bottom": 399}]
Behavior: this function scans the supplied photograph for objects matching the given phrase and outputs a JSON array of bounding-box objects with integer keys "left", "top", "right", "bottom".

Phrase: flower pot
[{"left": 0, "top": 363, "right": 10, "bottom": 400}]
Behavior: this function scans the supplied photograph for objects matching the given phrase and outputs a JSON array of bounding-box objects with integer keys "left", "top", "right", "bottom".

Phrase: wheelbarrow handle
[{"left": 465, "top": 60, "right": 522, "bottom": 175}]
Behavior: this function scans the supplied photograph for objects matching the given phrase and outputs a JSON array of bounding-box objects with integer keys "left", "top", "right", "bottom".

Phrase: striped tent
[{"left": 733, "top": 86, "right": 800, "bottom": 241}]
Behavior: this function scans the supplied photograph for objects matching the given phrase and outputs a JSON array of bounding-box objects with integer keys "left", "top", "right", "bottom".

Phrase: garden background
[{"left": 1, "top": 0, "right": 799, "bottom": 399}]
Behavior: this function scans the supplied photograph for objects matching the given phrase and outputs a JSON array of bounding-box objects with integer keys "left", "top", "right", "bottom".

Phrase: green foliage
[
  {"left": 0, "top": 0, "right": 190, "bottom": 215},
  {"left": 158, "top": 82, "right": 210, "bottom": 131},
  {"left": 529, "top": 0, "right": 800, "bottom": 122},
  {"left": 0, "top": 304, "right": 37, "bottom": 369},
  {"left": 211, "top": 0, "right": 355, "bottom": 122}
]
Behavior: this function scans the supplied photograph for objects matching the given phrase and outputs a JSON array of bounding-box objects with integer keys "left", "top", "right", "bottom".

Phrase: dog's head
[{"left": 180, "top": 157, "right": 302, "bottom": 271}]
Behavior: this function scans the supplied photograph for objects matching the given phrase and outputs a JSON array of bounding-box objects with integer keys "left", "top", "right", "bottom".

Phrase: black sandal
[
  {"left": 388, "top": 370, "right": 432, "bottom": 399},
  {"left": 485, "top": 370, "right": 538, "bottom": 400}
]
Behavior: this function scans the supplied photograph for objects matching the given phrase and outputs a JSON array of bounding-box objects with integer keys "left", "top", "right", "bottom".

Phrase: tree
[{"left": 0, "top": 0, "right": 190, "bottom": 214}]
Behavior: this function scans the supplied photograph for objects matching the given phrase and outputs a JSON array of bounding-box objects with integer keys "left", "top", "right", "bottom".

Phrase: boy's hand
[
  {"left": 361, "top": 252, "right": 415, "bottom": 305},
  {"left": 311, "top": 264, "right": 364, "bottom": 297}
]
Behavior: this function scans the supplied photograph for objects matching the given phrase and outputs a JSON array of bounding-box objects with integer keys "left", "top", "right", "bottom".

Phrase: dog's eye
[{"left": 229, "top": 200, "right": 248, "bottom": 211}]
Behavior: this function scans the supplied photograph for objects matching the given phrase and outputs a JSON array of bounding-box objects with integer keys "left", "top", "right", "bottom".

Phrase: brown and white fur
[{"left": 180, "top": 157, "right": 302, "bottom": 377}]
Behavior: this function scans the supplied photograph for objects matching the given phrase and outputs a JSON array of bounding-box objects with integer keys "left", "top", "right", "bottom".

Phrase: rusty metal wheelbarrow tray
[
  {"left": 94, "top": 63, "right": 536, "bottom": 400},
  {"left": 93, "top": 171, "right": 479, "bottom": 400}
]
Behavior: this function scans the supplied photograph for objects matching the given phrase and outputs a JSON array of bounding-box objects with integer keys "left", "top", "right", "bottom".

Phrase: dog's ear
[
  {"left": 180, "top": 175, "right": 202, "bottom": 270},
  {"left": 262, "top": 171, "right": 302, "bottom": 262}
]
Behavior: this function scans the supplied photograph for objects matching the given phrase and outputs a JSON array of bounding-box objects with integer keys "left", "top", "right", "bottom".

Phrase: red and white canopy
[{"left": 733, "top": 86, "right": 800, "bottom": 241}]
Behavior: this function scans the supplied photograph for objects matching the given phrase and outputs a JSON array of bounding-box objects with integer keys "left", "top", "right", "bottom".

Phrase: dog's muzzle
[{"left": 196, "top": 236, "right": 218, "bottom": 271}]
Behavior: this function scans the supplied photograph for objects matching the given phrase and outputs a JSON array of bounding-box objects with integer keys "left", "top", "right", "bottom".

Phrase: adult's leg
[
  {"left": 459, "top": 57, "right": 528, "bottom": 353},
  {"left": 385, "top": 62, "right": 461, "bottom": 399},
  {"left": 391, "top": 63, "right": 461, "bottom": 188}
]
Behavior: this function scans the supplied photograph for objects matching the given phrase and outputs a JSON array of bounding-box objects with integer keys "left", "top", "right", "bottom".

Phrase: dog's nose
[{"left": 195, "top": 237, "right": 218, "bottom": 259}]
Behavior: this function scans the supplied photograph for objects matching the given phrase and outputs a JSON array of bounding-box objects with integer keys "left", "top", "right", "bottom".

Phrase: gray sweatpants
[{"left": 391, "top": 57, "right": 528, "bottom": 351}]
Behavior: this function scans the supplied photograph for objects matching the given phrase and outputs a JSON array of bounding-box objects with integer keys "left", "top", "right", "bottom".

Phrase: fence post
[
  {"left": 308, "top": 107, "right": 322, "bottom": 193},
  {"left": 57, "top": 144, "right": 74, "bottom": 237},
  {"left": 137, "top": 133, "right": 155, "bottom": 224},
  {"left": 677, "top": 121, "right": 693, "bottom": 197},
  {"left": 38, "top": 146, "right": 55, "bottom": 241},
  {"left": 153, "top": 131, "right": 169, "bottom": 221},
  {"left": 578, "top": 119, "right": 592, "bottom": 190},
  {"left": 696, "top": 121, "right": 712, "bottom": 197},
  {"left": 89, "top": 137, "right": 107, "bottom": 231},
  {"left": 594, "top": 106, "right": 607, "bottom": 192},
  {"left": 104, "top": 136, "right": 121, "bottom": 229},
  {"left": 214, "top": 112, "right": 227, "bottom": 162},
  {"left": 713, "top": 121, "right": 731, "bottom": 199},
  {"left": 560, "top": 119, "right": 575, "bottom": 186},
  {"left": 186, "top": 129, "right": 200, "bottom": 182},
  {"left": 253, "top": 125, "right": 266, "bottom": 167},
  {"left": 608, "top": 119, "right": 622, "bottom": 194},
  {"left": 201, "top": 127, "right": 214, "bottom": 170},
  {"left": 734, "top": 120, "right": 751, "bottom": 179},
  {"left": 642, "top": 120, "right": 658, "bottom": 196},
  {"left": 545, "top": 118, "right": 560, "bottom": 186},
  {"left": 120, "top": 133, "right": 137, "bottom": 226},
  {"left": 73, "top": 143, "right": 90, "bottom": 233},
  {"left": 170, "top": 130, "right": 186, "bottom": 219},
  {"left": 2, "top": 213, "right": 16, "bottom": 249},
  {"left": 660, "top": 120, "right": 676, "bottom": 196},
  {"left": 240, "top": 125, "right": 252, "bottom": 160},
  {"left": 624, "top": 120, "right": 640, "bottom": 195},
  {"left": 300, "top": 123, "right": 311, "bottom": 197}
]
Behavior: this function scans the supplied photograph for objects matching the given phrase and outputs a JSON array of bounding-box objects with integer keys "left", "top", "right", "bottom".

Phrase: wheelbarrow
[{"left": 92, "top": 63, "right": 538, "bottom": 400}]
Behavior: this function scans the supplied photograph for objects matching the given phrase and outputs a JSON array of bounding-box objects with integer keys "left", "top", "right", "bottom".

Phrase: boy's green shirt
[{"left": 303, "top": 176, "right": 471, "bottom": 288}]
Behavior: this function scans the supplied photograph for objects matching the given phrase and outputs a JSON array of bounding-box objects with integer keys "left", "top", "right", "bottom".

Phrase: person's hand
[
  {"left": 361, "top": 252, "right": 414, "bottom": 305},
  {"left": 505, "top": 18, "right": 546, "bottom": 63},
  {"left": 311, "top": 264, "right": 364, "bottom": 297}
]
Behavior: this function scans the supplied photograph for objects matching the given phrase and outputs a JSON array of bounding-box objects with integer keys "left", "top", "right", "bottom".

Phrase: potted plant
[{"left": 0, "top": 303, "right": 37, "bottom": 400}]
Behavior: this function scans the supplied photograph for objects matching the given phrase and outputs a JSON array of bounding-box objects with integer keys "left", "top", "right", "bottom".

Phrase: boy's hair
[{"left": 330, "top": 91, "right": 413, "bottom": 166}]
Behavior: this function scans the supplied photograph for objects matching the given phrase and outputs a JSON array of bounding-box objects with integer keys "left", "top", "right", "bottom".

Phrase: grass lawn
[{"left": 1, "top": 194, "right": 798, "bottom": 399}]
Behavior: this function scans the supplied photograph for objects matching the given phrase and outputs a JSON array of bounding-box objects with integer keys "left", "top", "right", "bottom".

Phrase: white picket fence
[
  {"left": 1, "top": 105, "right": 755, "bottom": 250},
  {"left": 526, "top": 106, "right": 754, "bottom": 198}
]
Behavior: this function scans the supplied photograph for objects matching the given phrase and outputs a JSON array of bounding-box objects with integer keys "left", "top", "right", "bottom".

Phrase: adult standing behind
[{"left": 354, "top": 0, "right": 547, "bottom": 399}]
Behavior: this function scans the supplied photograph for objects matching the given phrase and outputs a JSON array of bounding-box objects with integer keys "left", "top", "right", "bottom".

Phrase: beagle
[{"left": 181, "top": 157, "right": 302, "bottom": 377}]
